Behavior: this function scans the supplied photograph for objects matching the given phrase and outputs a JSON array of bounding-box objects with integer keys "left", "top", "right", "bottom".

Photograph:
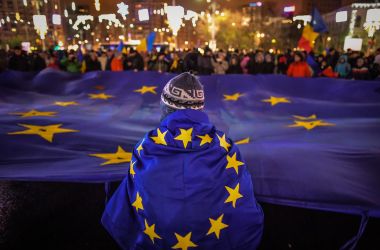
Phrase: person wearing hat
[
  {"left": 102, "top": 72, "right": 264, "bottom": 249},
  {"left": 287, "top": 51, "right": 312, "bottom": 78}
]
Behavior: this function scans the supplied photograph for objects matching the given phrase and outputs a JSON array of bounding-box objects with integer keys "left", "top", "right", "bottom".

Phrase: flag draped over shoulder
[
  {"left": 102, "top": 109, "right": 264, "bottom": 249},
  {"left": 0, "top": 70, "right": 380, "bottom": 218}
]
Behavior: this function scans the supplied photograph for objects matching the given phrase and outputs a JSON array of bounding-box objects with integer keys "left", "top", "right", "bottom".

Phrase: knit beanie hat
[{"left": 160, "top": 72, "right": 205, "bottom": 120}]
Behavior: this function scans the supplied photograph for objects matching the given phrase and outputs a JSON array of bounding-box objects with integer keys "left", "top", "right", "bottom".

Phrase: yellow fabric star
[
  {"left": 197, "top": 134, "right": 213, "bottom": 146},
  {"left": 150, "top": 128, "right": 168, "bottom": 146},
  {"left": 90, "top": 146, "right": 132, "bottom": 166},
  {"left": 174, "top": 128, "right": 193, "bottom": 148},
  {"left": 225, "top": 183, "right": 243, "bottom": 208},
  {"left": 132, "top": 192, "right": 144, "bottom": 212},
  {"left": 144, "top": 219, "right": 162, "bottom": 244},
  {"left": 10, "top": 109, "right": 57, "bottom": 118},
  {"left": 172, "top": 232, "right": 197, "bottom": 250},
  {"left": 206, "top": 214, "right": 229, "bottom": 239},
  {"left": 235, "top": 137, "right": 250, "bottom": 145},
  {"left": 217, "top": 133, "right": 231, "bottom": 152},
  {"left": 129, "top": 160, "right": 136, "bottom": 177},
  {"left": 293, "top": 114, "right": 317, "bottom": 120},
  {"left": 224, "top": 93, "right": 243, "bottom": 101},
  {"left": 8, "top": 124, "right": 78, "bottom": 143},
  {"left": 134, "top": 86, "right": 157, "bottom": 95},
  {"left": 226, "top": 152, "right": 244, "bottom": 175},
  {"left": 262, "top": 96, "right": 291, "bottom": 106},
  {"left": 137, "top": 139, "right": 144, "bottom": 156},
  {"left": 288, "top": 120, "right": 335, "bottom": 131},
  {"left": 54, "top": 101, "right": 79, "bottom": 107},
  {"left": 88, "top": 93, "right": 114, "bottom": 100}
]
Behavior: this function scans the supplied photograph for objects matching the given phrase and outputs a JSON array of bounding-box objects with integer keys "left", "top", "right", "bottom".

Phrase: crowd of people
[{"left": 1, "top": 45, "right": 380, "bottom": 80}]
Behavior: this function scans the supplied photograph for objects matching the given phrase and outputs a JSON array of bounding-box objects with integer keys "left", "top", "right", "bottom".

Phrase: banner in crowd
[{"left": 0, "top": 69, "right": 379, "bottom": 217}]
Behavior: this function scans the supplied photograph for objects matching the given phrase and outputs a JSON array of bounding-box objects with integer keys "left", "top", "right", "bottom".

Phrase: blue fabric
[
  {"left": 0, "top": 69, "right": 380, "bottom": 219},
  {"left": 117, "top": 40, "right": 124, "bottom": 52},
  {"left": 102, "top": 109, "right": 264, "bottom": 249},
  {"left": 312, "top": 8, "right": 328, "bottom": 33},
  {"left": 147, "top": 32, "right": 156, "bottom": 52}
]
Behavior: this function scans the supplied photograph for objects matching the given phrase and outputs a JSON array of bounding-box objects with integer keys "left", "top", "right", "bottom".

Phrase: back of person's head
[{"left": 160, "top": 72, "right": 204, "bottom": 121}]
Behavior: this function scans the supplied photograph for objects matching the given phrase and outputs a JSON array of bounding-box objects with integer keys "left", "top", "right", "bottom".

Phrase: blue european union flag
[
  {"left": 0, "top": 69, "right": 379, "bottom": 221},
  {"left": 102, "top": 109, "right": 264, "bottom": 249}
]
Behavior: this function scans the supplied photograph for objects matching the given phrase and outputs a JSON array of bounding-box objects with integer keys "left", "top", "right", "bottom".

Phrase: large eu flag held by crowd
[{"left": 1, "top": 69, "right": 380, "bottom": 248}]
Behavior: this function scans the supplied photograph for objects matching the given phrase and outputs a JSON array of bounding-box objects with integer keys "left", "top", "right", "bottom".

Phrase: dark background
[{"left": 1, "top": 181, "right": 379, "bottom": 250}]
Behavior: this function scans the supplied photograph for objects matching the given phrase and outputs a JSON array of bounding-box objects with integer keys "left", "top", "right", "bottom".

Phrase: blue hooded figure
[{"left": 102, "top": 72, "right": 264, "bottom": 250}]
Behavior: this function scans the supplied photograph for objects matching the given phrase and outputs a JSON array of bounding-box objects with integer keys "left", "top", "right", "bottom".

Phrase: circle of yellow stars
[{"left": 127, "top": 128, "right": 249, "bottom": 249}]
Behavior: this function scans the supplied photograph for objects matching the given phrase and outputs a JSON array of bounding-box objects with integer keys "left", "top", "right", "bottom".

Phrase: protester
[
  {"left": 287, "top": 51, "right": 312, "bottom": 78},
  {"left": 1, "top": 45, "right": 379, "bottom": 80},
  {"left": 61, "top": 52, "right": 81, "bottom": 73},
  {"left": 101, "top": 72, "right": 264, "bottom": 249},
  {"left": 352, "top": 57, "right": 371, "bottom": 80},
  {"left": 212, "top": 50, "right": 229, "bottom": 74},
  {"left": 263, "top": 53, "right": 275, "bottom": 74},
  {"left": 110, "top": 52, "right": 124, "bottom": 72},
  {"left": 247, "top": 51, "right": 266, "bottom": 75},
  {"left": 8, "top": 46, "right": 29, "bottom": 71},
  {"left": 227, "top": 56, "right": 243, "bottom": 74},
  {"left": 197, "top": 47, "right": 214, "bottom": 75},
  {"left": 335, "top": 55, "right": 351, "bottom": 78}
]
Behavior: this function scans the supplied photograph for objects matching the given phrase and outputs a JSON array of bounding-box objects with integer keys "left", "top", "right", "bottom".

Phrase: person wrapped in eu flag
[{"left": 102, "top": 72, "right": 264, "bottom": 249}]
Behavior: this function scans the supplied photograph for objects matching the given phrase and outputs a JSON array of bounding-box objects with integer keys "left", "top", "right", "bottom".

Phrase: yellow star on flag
[
  {"left": 54, "top": 101, "right": 79, "bottom": 107},
  {"left": 172, "top": 232, "right": 197, "bottom": 250},
  {"left": 88, "top": 93, "right": 114, "bottom": 100},
  {"left": 150, "top": 128, "right": 168, "bottom": 146},
  {"left": 174, "top": 128, "right": 193, "bottom": 148},
  {"left": 134, "top": 86, "right": 157, "bottom": 95},
  {"left": 262, "top": 96, "right": 291, "bottom": 106},
  {"left": 288, "top": 120, "right": 335, "bottom": 131},
  {"left": 224, "top": 93, "right": 243, "bottom": 101},
  {"left": 144, "top": 219, "right": 162, "bottom": 244},
  {"left": 197, "top": 134, "right": 213, "bottom": 146},
  {"left": 132, "top": 192, "right": 144, "bottom": 212},
  {"left": 217, "top": 133, "right": 231, "bottom": 152},
  {"left": 8, "top": 124, "right": 78, "bottom": 143},
  {"left": 90, "top": 146, "right": 132, "bottom": 166},
  {"left": 129, "top": 160, "right": 136, "bottom": 177},
  {"left": 206, "top": 214, "right": 229, "bottom": 239},
  {"left": 293, "top": 114, "right": 317, "bottom": 120},
  {"left": 137, "top": 139, "right": 144, "bottom": 156},
  {"left": 10, "top": 109, "right": 57, "bottom": 118},
  {"left": 226, "top": 152, "right": 244, "bottom": 175},
  {"left": 225, "top": 183, "right": 243, "bottom": 208},
  {"left": 235, "top": 137, "right": 250, "bottom": 145}
]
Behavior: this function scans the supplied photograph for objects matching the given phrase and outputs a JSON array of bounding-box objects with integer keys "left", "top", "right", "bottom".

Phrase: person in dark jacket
[
  {"left": 247, "top": 51, "right": 266, "bottom": 74},
  {"left": 197, "top": 47, "right": 213, "bottom": 75},
  {"left": 85, "top": 52, "right": 101, "bottom": 72},
  {"left": 352, "top": 57, "right": 371, "bottom": 80},
  {"left": 8, "top": 46, "right": 29, "bottom": 71},
  {"left": 31, "top": 52, "right": 47, "bottom": 72},
  {"left": 105, "top": 49, "right": 114, "bottom": 71},
  {"left": 184, "top": 48, "right": 199, "bottom": 73},
  {"left": 227, "top": 56, "right": 242, "bottom": 74},
  {"left": 126, "top": 49, "right": 144, "bottom": 71},
  {"left": 263, "top": 53, "right": 275, "bottom": 74}
]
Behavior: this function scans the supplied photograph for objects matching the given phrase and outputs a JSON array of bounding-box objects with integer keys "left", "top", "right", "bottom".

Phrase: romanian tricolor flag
[{"left": 298, "top": 8, "right": 328, "bottom": 52}]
